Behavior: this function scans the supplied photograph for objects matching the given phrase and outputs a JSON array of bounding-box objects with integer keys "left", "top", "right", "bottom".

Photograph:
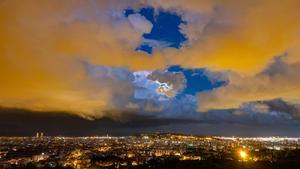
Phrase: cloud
[
  {"left": 133, "top": 71, "right": 158, "bottom": 99},
  {"left": 0, "top": 0, "right": 162, "bottom": 118},
  {"left": 3, "top": 0, "right": 300, "bottom": 74},
  {"left": 154, "top": 0, "right": 300, "bottom": 74},
  {"left": 233, "top": 101, "right": 294, "bottom": 124},
  {"left": 198, "top": 55, "right": 300, "bottom": 113},
  {"left": 133, "top": 69, "right": 186, "bottom": 99},
  {"left": 127, "top": 13, "right": 153, "bottom": 34},
  {"left": 0, "top": 61, "right": 135, "bottom": 118},
  {"left": 263, "top": 99, "right": 300, "bottom": 118},
  {"left": 147, "top": 70, "right": 186, "bottom": 97},
  {"left": 1, "top": 0, "right": 300, "bottom": 123},
  {"left": 0, "top": 107, "right": 198, "bottom": 136},
  {"left": 131, "top": 69, "right": 197, "bottom": 117}
]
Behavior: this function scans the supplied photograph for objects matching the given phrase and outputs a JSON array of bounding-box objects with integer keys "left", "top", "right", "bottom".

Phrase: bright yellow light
[{"left": 239, "top": 150, "right": 247, "bottom": 159}]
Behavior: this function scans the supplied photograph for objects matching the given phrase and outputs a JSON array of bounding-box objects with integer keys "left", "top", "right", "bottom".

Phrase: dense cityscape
[{"left": 1, "top": 133, "right": 300, "bottom": 169}]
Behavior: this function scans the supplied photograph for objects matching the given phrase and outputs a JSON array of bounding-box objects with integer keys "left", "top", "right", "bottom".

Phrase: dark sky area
[{"left": 1, "top": 108, "right": 300, "bottom": 137}]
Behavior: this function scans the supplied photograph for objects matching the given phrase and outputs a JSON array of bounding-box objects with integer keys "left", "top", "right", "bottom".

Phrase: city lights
[
  {"left": 1, "top": 135, "right": 300, "bottom": 168},
  {"left": 239, "top": 150, "right": 247, "bottom": 160}
]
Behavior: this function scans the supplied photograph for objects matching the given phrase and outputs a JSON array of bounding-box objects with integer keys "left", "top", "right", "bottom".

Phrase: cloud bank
[
  {"left": 0, "top": 0, "right": 300, "bottom": 128},
  {"left": 198, "top": 55, "right": 300, "bottom": 113}
]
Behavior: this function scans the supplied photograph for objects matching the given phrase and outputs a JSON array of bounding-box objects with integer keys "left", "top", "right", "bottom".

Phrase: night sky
[{"left": 1, "top": 0, "right": 300, "bottom": 136}]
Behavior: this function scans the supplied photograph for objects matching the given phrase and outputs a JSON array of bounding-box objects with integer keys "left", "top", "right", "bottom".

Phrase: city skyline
[{"left": 1, "top": 134, "right": 300, "bottom": 169}]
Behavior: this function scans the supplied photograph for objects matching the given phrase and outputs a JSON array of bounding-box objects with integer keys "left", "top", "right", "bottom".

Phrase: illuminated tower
[{"left": 35, "top": 132, "right": 44, "bottom": 139}]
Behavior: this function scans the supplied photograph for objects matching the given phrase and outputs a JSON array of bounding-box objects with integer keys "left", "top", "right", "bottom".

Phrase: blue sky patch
[
  {"left": 125, "top": 7, "right": 187, "bottom": 54},
  {"left": 168, "top": 65, "right": 227, "bottom": 96},
  {"left": 136, "top": 44, "right": 153, "bottom": 54}
]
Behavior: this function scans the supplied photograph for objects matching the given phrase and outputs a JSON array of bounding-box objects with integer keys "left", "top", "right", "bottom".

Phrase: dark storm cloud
[
  {"left": 0, "top": 108, "right": 197, "bottom": 136},
  {"left": 1, "top": 107, "right": 300, "bottom": 137},
  {"left": 262, "top": 99, "right": 300, "bottom": 119}
]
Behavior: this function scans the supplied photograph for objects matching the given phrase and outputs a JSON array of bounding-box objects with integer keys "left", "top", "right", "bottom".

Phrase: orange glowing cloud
[{"left": 1, "top": 0, "right": 300, "bottom": 118}]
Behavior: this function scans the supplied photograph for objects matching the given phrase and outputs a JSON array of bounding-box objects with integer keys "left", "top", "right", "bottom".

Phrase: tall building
[{"left": 35, "top": 132, "right": 44, "bottom": 139}]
